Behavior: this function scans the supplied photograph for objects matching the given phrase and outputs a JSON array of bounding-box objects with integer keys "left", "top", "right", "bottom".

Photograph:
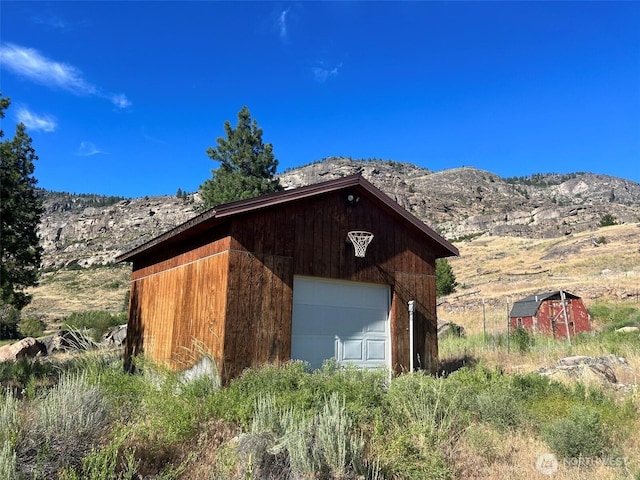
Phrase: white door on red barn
[{"left": 291, "top": 276, "right": 390, "bottom": 370}]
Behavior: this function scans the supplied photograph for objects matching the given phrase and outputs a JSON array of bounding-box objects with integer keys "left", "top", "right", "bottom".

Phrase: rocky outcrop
[
  {"left": 437, "top": 320, "right": 466, "bottom": 338},
  {"left": 537, "top": 355, "right": 630, "bottom": 388},
  {"left": 280, "top": 159, "right": 640, "bottom": 240},
  {"left": 0, "top": 328, "right": 124, "bottom": 363},
  {"left": 39, "top": 193, "right": 197, "bottom": 269}
]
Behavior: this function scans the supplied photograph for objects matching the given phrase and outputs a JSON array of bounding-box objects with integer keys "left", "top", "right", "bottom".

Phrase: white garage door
[{"left": 291, "top": 276, "right": 390, "bottom": 370}]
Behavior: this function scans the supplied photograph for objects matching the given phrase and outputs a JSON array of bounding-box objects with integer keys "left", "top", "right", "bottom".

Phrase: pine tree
[
  {"left": 199, "top": 106, "right": 282, "bottom": 208},
  {"left": 0, "top": 95, "right": 44, "bottom": 315},
  {"left": 435, "top": 258, "right": 458, "bottom": 297}
]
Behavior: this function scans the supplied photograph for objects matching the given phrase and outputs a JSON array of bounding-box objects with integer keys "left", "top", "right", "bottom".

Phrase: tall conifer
[{"left": 199, "top": 106, "right": 282, "bottom": 208}]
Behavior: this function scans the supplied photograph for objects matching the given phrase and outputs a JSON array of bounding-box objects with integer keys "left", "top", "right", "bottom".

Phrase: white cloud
[
  {"left": 0, "top": 42, "right": 131, "bottom": 109},
  {"left": 16, "top": 107, "right": 57, "bottom": 132},
  {"left": 110, "top": 93, "right": 132, "bottom": 109},
  {"left": 279, "top": 9, "right": 290, "bottom": 39},
  {"left": 312, "top": 63, "right": 341, "bottom": 83},
  {"left": 0, "top": 42, "right": 96, "bottom": 94},
  {"left": 76, "top": 141, "right": 107, "bottom": 157}
]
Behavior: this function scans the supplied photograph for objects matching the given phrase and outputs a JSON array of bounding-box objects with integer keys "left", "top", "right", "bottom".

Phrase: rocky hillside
[
  {"left": 37, "top": 157, "right": 640, "bottom": 268},
  {"left": 38, "top": 192, "right": 196, "bottom": 269},
  {"left": 281, "top": 158, "right": 640, "bottom": 240}
]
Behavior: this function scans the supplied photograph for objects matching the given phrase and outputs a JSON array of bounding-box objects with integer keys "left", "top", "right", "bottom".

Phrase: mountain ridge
[{"left": 37, "top": 157, "right": 640, "bottom": 269}]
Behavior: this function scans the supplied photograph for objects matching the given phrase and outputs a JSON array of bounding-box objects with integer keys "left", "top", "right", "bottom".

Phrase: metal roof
[
  {"left": 509, "top": 291, "right": 581, "bottom": 318},
  {"left": 116, "top": 174, "right": 459, "bottom": 263}
]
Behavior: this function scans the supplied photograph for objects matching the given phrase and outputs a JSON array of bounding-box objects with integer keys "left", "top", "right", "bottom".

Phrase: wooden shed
[
  {"left": 508, "top": 291, "right": 590, "bottom": 340},
  {"left": 116, "top": 175, "right": 459, "bottom": 383}
]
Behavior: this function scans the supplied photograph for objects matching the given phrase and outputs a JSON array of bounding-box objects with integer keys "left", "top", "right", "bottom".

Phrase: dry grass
[
  {"left": 444, "top": 223, "right": 640, "bottom": 305},
  {"left": 22, "top": 264, "right": 131, "bottom": 323},
  {"left": 440, "top": 223, "right": 640, "bottom": 339},
  {"left": 453, "top": 425, "right": 638, "bottom": 480}
]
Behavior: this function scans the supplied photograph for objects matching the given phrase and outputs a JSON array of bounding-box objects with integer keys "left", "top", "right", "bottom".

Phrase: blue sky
[{"left": 1, "top": 1, "right": 639, "bottom": 197}]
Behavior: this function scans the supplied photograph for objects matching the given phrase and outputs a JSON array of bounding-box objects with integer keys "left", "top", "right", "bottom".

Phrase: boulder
[
  {"left": 180, "top": 355, "right": 220, "bottom": 388},
  {"left": 38, "top": 329, "right": 95, "bottom": 355},
  {"left": 102, "top": 324, "right": 127, "bottom": 347},
  {"left": 0, "top": 337, "right": 46, "bottom": 362},
  {"left": 437, "top": 320, "right": 466, "bottom": 338},
  {"left": 537, "top": 355, "right": 628, "bottom": 387}
]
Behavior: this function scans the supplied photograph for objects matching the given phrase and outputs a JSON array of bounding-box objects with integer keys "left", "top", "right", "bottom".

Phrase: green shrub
[
  {"left": 0, "top": 358, "right": 57, "bottom": 387},
  {"left": 59, "top": 433, "right": 138, "bottom": 480},
  {"left": 375, "top": 374, "right": 458, "bottom": 480},
  {"left": 0, "top": 305, "right": 20, "bottom": 340},
  {"left": 63, "top": 310, "right": 127, "bottom": 342},
  {"left": 436, "top": 258, "right": 458, "bottom": 297},
  {"left": 475, "top": 387, "right": 522, "bottom": 431},
  {"left": 599, "top": 214, "right": 617, "bottom": 227},
  {"left": 376, "top": 423, "right": 452, "bottom": 480},
  {"left": 463, "top": 424, "right": 507, "bottom": 465},
  {"left": 511, "top": 326, "right": 534, "bottom": 353},
  {"left": 19, "top": 316, "right": 45, "bottom": 338},
  {"left": 312, "top": 393, "right": 365, "bottom": 477},
  {"left": 28, "top": 371, "right": 108, "bottom": 475},
  {"left": 249, "top": 392, "right": 367, "bottom": 479},
  {"left": 588, "top": 303, "right": 639, "bottom": 330},
  {"left": 0, "top": 391, "right": 19, "bottom": 447},
  {"left": 0, "top": 441, "right": 17, "bottom": 480},
  {"left": 542, "top": 406, "right": 610, "bottom": 459},
  {"left": 209, "top": 361, "right": 387, "bottom": 428}
]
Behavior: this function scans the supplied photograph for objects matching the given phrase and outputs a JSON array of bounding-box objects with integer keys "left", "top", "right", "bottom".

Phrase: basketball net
[{"left": 347, "top": 231, "right": 374, "bottom": 258}]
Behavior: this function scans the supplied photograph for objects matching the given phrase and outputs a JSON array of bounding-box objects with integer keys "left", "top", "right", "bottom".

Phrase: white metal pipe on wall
[{"left": 408, "top": 300, "right": 415, "bottom": 372}]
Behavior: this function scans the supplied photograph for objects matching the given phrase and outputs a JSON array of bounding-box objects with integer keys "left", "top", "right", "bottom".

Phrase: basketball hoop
[{"left": 347, "top": 231, "right": 374, "bottom": 258}]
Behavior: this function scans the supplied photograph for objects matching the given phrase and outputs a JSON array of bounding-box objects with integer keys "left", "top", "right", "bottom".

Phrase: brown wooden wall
[
  {"left": 126, "top": 240, "right": 230, "bottom": 371},
  {"left": 127, "top": 188, "right": 441, "bottom": 379},
  {"left": 222, "top": 251, "right": 293, "bottom": 381}
]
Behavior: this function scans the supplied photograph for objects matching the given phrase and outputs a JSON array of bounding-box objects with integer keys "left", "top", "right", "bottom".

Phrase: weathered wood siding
[
  {"left": 393, "top": 272, "right": 438, "bottom": 373},
  {"left": 539, "top": 298, "right": 590, "bottom": 339},
  {"left": 222, "top": 251, "right": 293, "bottom": 381},
  {"left": 127, "top": 240, "right": 230, "bottom": 370}
]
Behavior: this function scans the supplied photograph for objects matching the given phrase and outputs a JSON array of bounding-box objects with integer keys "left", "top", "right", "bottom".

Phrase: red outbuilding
[{"left": 508, "top": 291, "right": 591, "bottom": 340}]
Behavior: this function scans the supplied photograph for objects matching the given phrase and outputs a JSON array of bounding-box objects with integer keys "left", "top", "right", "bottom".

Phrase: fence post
[
  {"left": 482, "top": 298, "right": 487, "bottom": 346},
  {"left": 506, "top": 297, "right": 510, "bottom": 355}
]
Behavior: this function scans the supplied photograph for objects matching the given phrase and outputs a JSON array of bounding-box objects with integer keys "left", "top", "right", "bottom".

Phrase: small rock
[
  {"left": 180, "top": 355, "right": 220, "bottom": 388},
  {"left": 437, "top": 320, "right": 466, "bottom": 338},
  {"left": 616, "top": 326, "right": 639, "bottom": 334},
  {"left": 102, "top": 324, "right": 127, "bottom": 347}
]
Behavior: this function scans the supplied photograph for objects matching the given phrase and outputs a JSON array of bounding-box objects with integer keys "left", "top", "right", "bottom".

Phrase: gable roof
[
  {"left": 509, "top": 291, "right": 581, "bottom": 318},
  {"left": 116, "top": 174, "right": 459, "bottom": 263}
]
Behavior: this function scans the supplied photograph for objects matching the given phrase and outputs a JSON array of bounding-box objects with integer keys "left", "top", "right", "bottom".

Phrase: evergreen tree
[
  {"left": 199, "top": 106, "right": 282, "bottom": 208},
  {"left": 435, "top": 258, "right": 458, "bottom": 297},
  {"left": 0, "top": 95, "right": 44, "bottom": 315}
]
